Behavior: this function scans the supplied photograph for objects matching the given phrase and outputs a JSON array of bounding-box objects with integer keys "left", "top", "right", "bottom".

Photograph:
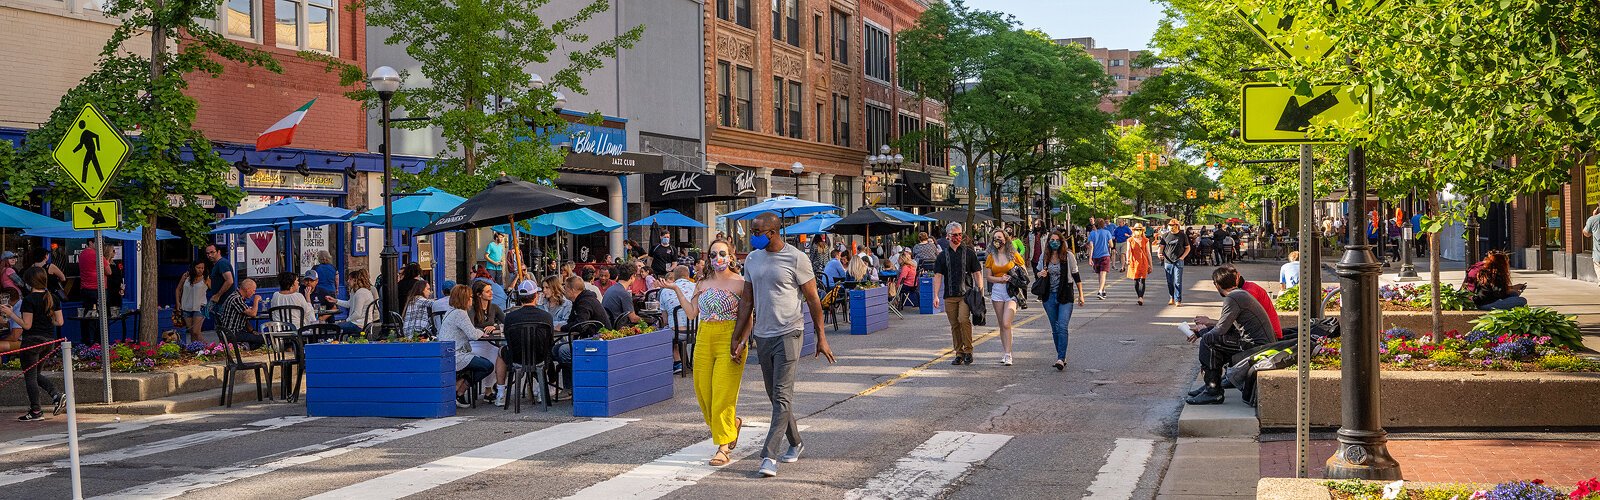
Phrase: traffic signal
[
  {"left": 1186, "top": 188, "right": 1197, "bottom": 199},
  {"left": 1136, "top": 153, "right": 1148, "bottom": 171}
]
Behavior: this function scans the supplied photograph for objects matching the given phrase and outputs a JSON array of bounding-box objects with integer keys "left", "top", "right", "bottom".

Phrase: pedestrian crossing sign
[
  {"left": 50, "top": 103, "right": 130, "bottom": 200},
  {"left": 71, "top": 200, "right": 120, "bottom": 231}
]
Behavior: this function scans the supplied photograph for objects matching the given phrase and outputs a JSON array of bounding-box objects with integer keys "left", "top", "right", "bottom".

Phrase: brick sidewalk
[{"left": 1261, "top": 439, "right": 1600, "bottom": 485}]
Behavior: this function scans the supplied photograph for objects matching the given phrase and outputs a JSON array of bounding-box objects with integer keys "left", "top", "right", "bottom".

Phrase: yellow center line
[{"left": 853, "top": 312, "right": 1048, "bottom": 398}]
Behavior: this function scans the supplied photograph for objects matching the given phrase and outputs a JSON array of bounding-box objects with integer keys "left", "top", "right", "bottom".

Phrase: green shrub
[
  {"left": 1537, "top": 354, "right": 1597, "bottom": 371},
  {"left": 1407, "top": 284, "right": 1474, "bottom": 311},
  {"left": 1428, "top": 350, "right": 1464, "bottom": 366},
  {"left": 1275, "top": 285, "right": 1300, "bottom": 311},
  {"left": 1324, "top": 479, "right": 1383, "bottom": 499},
  {"left": 1471, "top": 306, "right": 1583, "bottom": 349}
]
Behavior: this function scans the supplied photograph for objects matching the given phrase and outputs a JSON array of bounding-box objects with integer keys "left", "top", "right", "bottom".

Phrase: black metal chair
[
  {"left": 267, "top": 304, "right": 306, "bottom": 331},
  {"left": 504, "top": 322, "right": 559, "bottom": 413},
  {"left": 217, "top": 329, "right": 267, "bottom": 408},
  {"left": 429, "top": 309, "right": 449, "bottom": 337},
  {"left": 670, "top": 305, "right": 697, "bottom": 377}
]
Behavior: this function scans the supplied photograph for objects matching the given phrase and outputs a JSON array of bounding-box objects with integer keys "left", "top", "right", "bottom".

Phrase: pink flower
[{"left": 1572, "top": 477, "right": 1600, "bottom": 500}]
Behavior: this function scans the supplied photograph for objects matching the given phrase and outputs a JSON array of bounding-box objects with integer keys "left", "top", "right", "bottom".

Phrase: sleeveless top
[
  {"left": 697, "top": 287, "right": 741, "bottom": 323},
  {"left": 180, "top": 278, "right": 208, "bottom": 312}
]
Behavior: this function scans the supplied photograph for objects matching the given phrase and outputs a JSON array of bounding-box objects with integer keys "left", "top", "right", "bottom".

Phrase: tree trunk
[
  {"left": 963, "top": 150, "right": 979, "bottom": 231},
  {"left": 140, "top": 3, "right": 167, "bottom": 344},
  {"left": 1019, "top": 177, "right": 1032, "bottom": 230},
  {"left": 459, "top": 97, "right": 479, "bottom": 283},
  {"left": 1429, "top": 190, "right": 1442, "bottom": 342}
]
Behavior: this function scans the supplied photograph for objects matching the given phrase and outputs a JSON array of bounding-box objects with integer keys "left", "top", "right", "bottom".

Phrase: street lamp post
[
  {"left": 369, "top": 66, "right": 402, "bottom": 339},
  {"left": 792, "top": 162, "right": 804, "bottom": 198},
  {"left": 1084, "top": 176, "right": 1106, "bottom": 221},
  {"left": 867, "top": 145, "right": 903, "bottom": 206}
]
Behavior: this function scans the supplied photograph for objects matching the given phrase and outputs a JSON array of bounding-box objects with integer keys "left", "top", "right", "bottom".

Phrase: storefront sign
[
  {"left": 733, "top": 170, "right": 757, "bottom": 197},
  {"left": 1585, "top": 160, "right": 1600, "bottom": 207},
  {"left": 168, "top": 194, "right": 216, "bottom": 208},
  {"left": 564, "top": 151, "right": 665, "bottom": 175},
  {"left": 644, "top": 170, "right": 762, "bottom": 202},
  {"left": 246, "top": 231, "right": 278, "bottom": 277},
  {"left": 299, "top": 226, "right": 330, "bottom": 270},
  {"left": 243, "top": 169, "right": 346, "bottom": 192},
  {"left": 545, "top": 122, "right": 627, "bottom": 156}
]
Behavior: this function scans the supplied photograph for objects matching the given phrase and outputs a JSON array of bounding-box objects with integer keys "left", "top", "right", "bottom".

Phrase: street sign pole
[
  {"left": 1295, "top": 144, "right": 1313, "bottom": 478},
  {"left": 96, "top": 231, "right": 111, "bottom": 404}
]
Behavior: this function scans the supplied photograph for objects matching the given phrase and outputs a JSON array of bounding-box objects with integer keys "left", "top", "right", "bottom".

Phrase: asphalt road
[{"left": 0, "top": 266, "right": 1240, "bottom": 500}]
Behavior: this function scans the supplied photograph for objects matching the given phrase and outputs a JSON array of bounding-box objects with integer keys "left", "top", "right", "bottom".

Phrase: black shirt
[
  {"left": 20, "top": 291, "right": 58, "bottom": 341},
  {"left": 504, "top": 305, "right": 553, "bottom": 330},
  {"left": 1160, "top": 232, "right": 1190, "bottom": 263},
  {"left": 564, "top": 290, "right": 610, "bottom": 333},
  {"left": 933, "top": 245, "right": 980, "bottom": 298},
  {"left": 650, "top": 244, "right": 676, "bottom": 276}
]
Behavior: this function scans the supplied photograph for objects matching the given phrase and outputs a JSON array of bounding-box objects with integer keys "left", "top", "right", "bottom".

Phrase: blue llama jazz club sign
[{"left": 540, "top": 116, "right": 627, "bottom": 156}]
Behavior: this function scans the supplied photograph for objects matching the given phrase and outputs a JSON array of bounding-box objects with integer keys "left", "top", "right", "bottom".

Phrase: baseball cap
[
  {"left": 301, "top": 270, "right": 318, "bottom": 280},
  {"left": 0, "top": 251, "right": 15, "bottom": 260},
  {"left": 515, "top": 280, "right": 540, "bottom": 296}
]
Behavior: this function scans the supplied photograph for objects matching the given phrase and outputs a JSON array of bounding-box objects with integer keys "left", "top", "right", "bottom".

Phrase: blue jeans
[
  {"left": 1478, "top": 295, "right": 1527, "bottom": 311},
  {"left": 1042, "top": 293, "right": 1075, "bottom": 360},
  {"left": 1163, "top": 262, "right": 1184, "bottom": 302}
]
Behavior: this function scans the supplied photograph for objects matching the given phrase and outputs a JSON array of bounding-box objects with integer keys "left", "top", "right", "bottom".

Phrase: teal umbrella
[
  {"left": 352, "top": 187, "right": 467, "bottom": 230},
  {"left": 494, "top": 208, "right": 621, "bottom": 237},
  {"left": 0, "top": 202, "right": 67, "bottom": 230},
  {"left": 25, "top": 226, "right": 179, "bottom": 241}
]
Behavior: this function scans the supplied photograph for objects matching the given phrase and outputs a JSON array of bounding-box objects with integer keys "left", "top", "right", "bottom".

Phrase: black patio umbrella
[
  {"left": 827, "top": 207, "right": 914, "bottom": 237},
  {"left": 924, "top": 208, "right": 996, "bottom": 224},
  {"left": 416, "top": 175, "right": 602, "bottom": 236}
]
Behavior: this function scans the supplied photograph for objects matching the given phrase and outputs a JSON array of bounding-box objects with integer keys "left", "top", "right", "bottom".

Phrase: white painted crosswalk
[
  {"left": 0, "top": 414, "right": 211, "bottom": 457},
  {"left": 303, "top": 418, "right": 635, "bottom": 500},
  {"left": 1083, "top": 438, "right": 1156, "bottom": 500},
  {"left": 0, "top": 415, "right": 320, "bottom": 488},
  {"left": 563, "top": 422, "right": 811, "bottom": 500},
  {"left": 844, "top": 431, "right": 1013, "bottom": 500}
]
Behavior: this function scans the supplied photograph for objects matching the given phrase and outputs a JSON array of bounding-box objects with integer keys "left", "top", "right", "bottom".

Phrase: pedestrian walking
[
  {"left": 26, "top": 249, "right": 68, "bottom": 307},
  {"left": 1035, "top": 230, "right": 1085, "bottom": 371},
  {"left": 660, "top": 238, "right": 754, "bottom": 467},
  {"left": 1158, "top": 219, "right": 1191, "bottom": 306},
  {"left": 738, "top": 213, "right": 834, "bottom": 478},
  {"left": 176, "top": 261, "right": 209, "bottom": 342},
  {"left": 1583, "top": 206, "right": 1600, "bottom": 283},
  {"left": 1112, "top": 219, "right": 1133, "bottom": 272},
  {"left": 1126, "top": 224, "right": 1152, "bottom": 306},
  {"left": 984, "top": 229, "right": 1025, "bottom": 366},
  {"left": 0, "top": 268, "right": 65, "bottom": 421},
  {"left": 1086, "top": 219, "right": 1113, "bottom": 300},
  {"left": 933, "top": 222, "right": 983, "bottom": 366}
]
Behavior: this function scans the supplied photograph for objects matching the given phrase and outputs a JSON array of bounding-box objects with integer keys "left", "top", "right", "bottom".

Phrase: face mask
[
  {"left": 950, "top": 235, "right": 963, "bottom": 246},
  {"left": 710, "top": 256, "right": 731, "bottom": 271},
  {"left": 750, "top": 233, "right": 770, "bottom": 251},
  {"left": 660, "top": 237, "right": 670, "bottom": 246},
  {"left": 1049, "top": 240, "right": 1062, "bottom": 250}
]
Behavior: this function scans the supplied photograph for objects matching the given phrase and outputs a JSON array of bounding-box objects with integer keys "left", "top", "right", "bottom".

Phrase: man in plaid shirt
[{"left": 215, "top": 278, "right": 264, "bottom": 348}]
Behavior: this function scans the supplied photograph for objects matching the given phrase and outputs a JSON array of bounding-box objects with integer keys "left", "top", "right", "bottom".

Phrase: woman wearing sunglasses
[{"left": 660, "top": 238, "right": 754, "bottom": 466}]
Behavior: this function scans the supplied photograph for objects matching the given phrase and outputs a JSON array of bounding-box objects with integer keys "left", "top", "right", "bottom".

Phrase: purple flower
[
  {"left": 1464, "top": 330, "right": 1492, "bottom": 344},
  {"left": 1483, "top": 480, "right": 1561, "bottom": 500},
  {"left": 1393, "top": 354, "right": 1412, "bottom": 364},
  {"left": 1383, "top": 327, "right": 1418, "bottom": 340}
]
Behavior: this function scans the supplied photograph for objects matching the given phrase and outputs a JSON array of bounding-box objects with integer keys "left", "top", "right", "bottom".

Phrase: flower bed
[
  {"left": 1275, "top": 283, "right": 1475, "bottom": 312},
  {"left": 1323, "top": 477, "right": 1597, "bottom": 500},
  {"left": 3, "top": 340, "right": 254, "bottom": 373},
  {"left": 571, "top": 328, "right": 674, "bottom": 417},
  {"left": 1308, "top": 329, "right": 1600, "bottom": 373}
]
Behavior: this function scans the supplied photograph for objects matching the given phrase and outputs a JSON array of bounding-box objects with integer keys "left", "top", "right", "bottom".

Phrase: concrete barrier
[
  {"left": 1257, "top": 369, "right": 1600, "bottom": 429},
  {"left": 1279, "top": 309, "right": 1484, "bottom": 335}
]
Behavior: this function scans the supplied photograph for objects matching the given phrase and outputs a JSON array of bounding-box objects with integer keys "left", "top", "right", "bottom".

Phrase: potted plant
[{"left": 848, "top": 284, "right": 891, "bottom": 335}]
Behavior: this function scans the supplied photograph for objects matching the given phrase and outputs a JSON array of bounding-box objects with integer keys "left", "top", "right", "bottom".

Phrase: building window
[
  {"left": 832, "top": 94, "right": 851, "bottom": 147},
  {"left": 864, "top": 23, "right": 890, "bottom": 82},
  {"left": 898, "top": 114, "right": 921, "bottom": 162},
  {"left": 865, "top": 104, "right": 891, "bottom": 154},
  {"left": 736, "top": 66, "right": 754, "bottom": 130},
  {"left": 788, "top": 81, "right": 803, "bottom": 139},
  {"left": 771, "top": 0, "right": 781, "bottom": 41},
  {"left": 833, "top": 176, "right": 853, "bottom": 211},
  {"left": 925, "top": 124, "right": 947, "bottom": 169},
  {"left": 813, "top": 13, "right": 823, "bottom": 55},
  {"left": 898, "top": 57, "right": 917, "bottom": 90},
  {"left": 1110, "top": 59, "right": 1125, "bottom": 67},
  {"left": 816, "top": 103, "right": 824, "bottom": 142},
  {"left": 717, "top": 61, "right": 732, "bottom": 127},
  {"left": 275, "top": 0, "right": 335, "bottom": 54},
  {"left": 773, "top": 76, "right": 785, "bottom": 136},
  {"left": 831, "top": 9, "right": 849, "bottom": 65},
  {"left": 785, "top": 0, "right": 800, "bottom": 47},
  {"left": 218, "top": 0, "right": 258, "bottom": 40},
  {"left": 735, "top": 0, "right": 751, "bottom": 28},
  {"left": 717, "top": 0, "right": 730, "bottom": 21}
]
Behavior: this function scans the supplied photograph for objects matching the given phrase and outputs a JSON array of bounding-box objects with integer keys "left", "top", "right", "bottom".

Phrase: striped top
[{"left": 697, "top": 287, "right": 741, "bottom": 323}]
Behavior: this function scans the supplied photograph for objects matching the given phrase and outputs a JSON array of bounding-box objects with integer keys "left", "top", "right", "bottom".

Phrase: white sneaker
[
  {"left": 1000, "top": 353, "right": 1013, "bottom": 366},
  {"left": 494, "top": 394, "right": 507, "bottom": 407},
  {"left": 758, "top": 458, "right": 779, "bottom": 477}
]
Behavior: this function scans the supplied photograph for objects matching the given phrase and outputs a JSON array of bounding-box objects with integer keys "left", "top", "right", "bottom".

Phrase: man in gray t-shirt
[
  {"left": 1583, "top": 206, "right": 1600, "bottom": 283},
  {"left": 737, "top": 213, "right": 833, "bottom": 478}
]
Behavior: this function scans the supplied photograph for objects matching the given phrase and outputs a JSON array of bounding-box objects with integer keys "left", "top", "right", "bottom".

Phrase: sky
[{"left": 966, "top": 0, "right": 1167, "bottom": 51}]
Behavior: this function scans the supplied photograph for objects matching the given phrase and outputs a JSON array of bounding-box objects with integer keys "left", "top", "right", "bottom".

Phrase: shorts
[
  {"left": 179, "top": 310, "right": 203, "bottom": 319},
  {"left": 989, "top": 283, "right": 1013, "bottom": 302},
  {"left": 1092, "top": 256, "right": 1111, "bottom": 273}
]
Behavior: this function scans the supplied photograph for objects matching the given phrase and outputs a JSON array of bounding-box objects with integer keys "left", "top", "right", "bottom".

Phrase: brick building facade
[{"left": 1056, "top": 37, "right": 1161, "bottom": 121}]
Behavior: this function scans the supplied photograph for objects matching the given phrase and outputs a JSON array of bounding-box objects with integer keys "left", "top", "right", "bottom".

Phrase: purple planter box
[
  {"left": 848, "top": 287, "right": 890, "bottom": 335},
  {"left": 305, "top": 341, "right": 455, "bottom": 418},
  {"left": 571, "top": 328, "right": 674, "bottom": 417}
]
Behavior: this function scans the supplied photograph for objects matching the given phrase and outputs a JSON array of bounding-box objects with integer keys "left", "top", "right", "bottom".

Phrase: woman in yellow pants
[{"left": 660, "top": 239, "right": 753, "bottom": 466}]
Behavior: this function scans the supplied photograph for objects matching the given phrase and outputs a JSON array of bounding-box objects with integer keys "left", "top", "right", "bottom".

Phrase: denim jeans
[
  {"left": 1163, "top": 262, "right": 1184, "bottom": 302},
  {"left": 1042, "top": 292, "right": 1075, "bottom": 360},
  {"left": 1478, "top": 295, "right": 1527, "bottom": 311}
]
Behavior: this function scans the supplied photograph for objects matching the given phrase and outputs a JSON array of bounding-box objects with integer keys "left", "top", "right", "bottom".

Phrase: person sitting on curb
[{"left": 1182, "top": 267, "right": 1276, "bottom": 405}]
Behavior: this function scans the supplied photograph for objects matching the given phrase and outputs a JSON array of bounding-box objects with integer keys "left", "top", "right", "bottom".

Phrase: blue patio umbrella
[
  {"left": 629, "top": 209, "right": 706, "bottom": 228},
  {"left": 877, "top": 208, "right": 936, "bottom": 223},
  {"left": 493, "top": 208, "right": 621, "bottom": 237},
  {"left": 211, "top": 198, "right": 353, "bottom": 272},
  {"left": 781, "top": 213, "right": 841, "bottom": 235},
  {"left": 352, "top": 187, "right": 468, "bottom": 230},
  {"left": 0, "top": 202, "right": 68, "bottom": 230},
  {"left": 25, "top": 226, "right": 180, "bottom": 241},
  {"left": 719, "top": 196, "right": 841, "bottom": 221}
]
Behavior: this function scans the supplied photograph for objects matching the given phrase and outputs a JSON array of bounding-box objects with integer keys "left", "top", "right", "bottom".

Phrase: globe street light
[
  {"left": 1084, "top": 176, "right": 1106, "bottom": 220},
  {"left": 791, "top": 162, "right": 804, "bottom": 197},
  {"left": 368, "top": 65, "right": 402, "bottom": 339}
]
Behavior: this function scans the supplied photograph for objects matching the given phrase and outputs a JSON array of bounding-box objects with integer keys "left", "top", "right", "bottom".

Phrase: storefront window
[
  {"left": 833, "top": 175, "right": 853, "bottom": 211},
  {"left": 1544, "top": 194, "right": 1563, "bottom": 249}
]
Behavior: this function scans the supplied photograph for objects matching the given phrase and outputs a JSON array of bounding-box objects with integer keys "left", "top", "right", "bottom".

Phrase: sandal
[
  {"left": 709, "top": 445, "right": 732, "bottom": 467},
  {"left": 730, "top": 417, "right": 743, "bottom": 449}
]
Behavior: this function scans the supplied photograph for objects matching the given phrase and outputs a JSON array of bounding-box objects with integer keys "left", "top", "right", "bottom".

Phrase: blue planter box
[
  {"left": 800, "top": 304, "right": 819, "bottom": 357},
  {"left": 848, "top": 287, "right": 890, "bottom": 335},
  {"left": 571, "top": 328, "right": 674, "bottom": 417},
  {"left": 918, "top": 277, "right": 944, "bottom": 314},
  {"left": 305, "top": 342, "right": 455, "bottom": 418}
]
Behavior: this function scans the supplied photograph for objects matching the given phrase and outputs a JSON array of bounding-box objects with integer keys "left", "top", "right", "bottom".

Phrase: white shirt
[
  {"left": 435, "top": 308, "right": 485, "bottom": 371},
  {"left": 658, "top": 278, "right": 697, "bottom": 328},
  {"left": 268, "top": 291, "right": 316, "bottom": 328},
  {"left": 1279, "top": 261, "right": 1302, "bottom": 288},
  {"left": 334, "top": 287, "right": 376, "bottom": 326}
]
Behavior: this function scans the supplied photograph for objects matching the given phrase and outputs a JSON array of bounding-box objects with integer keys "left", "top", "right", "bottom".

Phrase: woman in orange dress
[{"left": 1126, "top": 224, "right": 1153, "bottom": 306}]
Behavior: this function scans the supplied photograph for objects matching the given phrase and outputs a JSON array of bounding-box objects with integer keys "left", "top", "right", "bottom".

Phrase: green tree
[
  {"left": 323, "top": 0, "right": 643, "bottom": 278},
  {"left": 0, "top": 0, "right": 281, "bottom": 342}
]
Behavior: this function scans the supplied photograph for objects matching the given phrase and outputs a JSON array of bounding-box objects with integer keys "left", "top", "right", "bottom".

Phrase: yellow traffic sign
[
  {"left": 50, "top": 103, "right": 130, "bottom": 200},
  {"left": 1235, "top": 4, "right": 1338, "bottom": 65},
  {"left": 1240, "top": 83, "right": 1371, "bottom": 145},
  {"left": 71, "top": 200, "right": 120, "bottom": 231}
]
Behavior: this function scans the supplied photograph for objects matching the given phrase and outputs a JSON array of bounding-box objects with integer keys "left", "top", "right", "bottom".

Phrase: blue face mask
[
  {"left": 1049, "top": 240, "right": 1062, "bottom": 250},
  {"left": 750, "top": 233, "right": 770, "bottom": 251}
]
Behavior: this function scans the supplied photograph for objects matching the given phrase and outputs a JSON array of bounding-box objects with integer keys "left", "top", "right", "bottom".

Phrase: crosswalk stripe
[
  {"left": 89, "top": 417, "right": 470, "bottom": 500},
  {"left": 844, "top": 431, "right": 1012, "bottom": 500},
  {"left": 0, "top": 416, "right": 320, "bottom": 488},
  {"left": 564, "top": 422, "right": 809, "bottom": 500},
  {"left": 0, "top": 414, "right": 211, "bottom": 456},
  {"left": 305, "top": 418, "right": 635, "bottom": 500},
  {"left": 1082, "top": 438, "right": 1155, "bottom": 500}
]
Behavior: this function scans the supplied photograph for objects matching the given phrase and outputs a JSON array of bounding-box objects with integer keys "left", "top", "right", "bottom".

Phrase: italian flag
[{"left": 256, "top": 99, "right": 315, "bottom": 151}]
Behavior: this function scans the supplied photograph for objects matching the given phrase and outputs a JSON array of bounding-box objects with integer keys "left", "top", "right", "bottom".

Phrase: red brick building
[{"left": 1057, "top": 37, "right": 1161, "bottom": 123}]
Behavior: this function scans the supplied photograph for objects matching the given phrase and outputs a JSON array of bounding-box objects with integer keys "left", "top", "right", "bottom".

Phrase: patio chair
[
  {"left": 217, "top": 329, "right": 267, "bottom": 408},
  {"left": 504, "top": 322, "right": 559, "bottom": 413},
  {"left": 267, "top": 305, "right": 306, "bottom": 331},
  {"left": 670, "top": 305, "right": 697, "bottom": 377}
]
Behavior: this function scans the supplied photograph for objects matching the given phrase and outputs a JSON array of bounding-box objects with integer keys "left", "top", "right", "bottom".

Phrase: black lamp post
[
  {"left": 868, "top": 144, "right": 904, "bottom": 206},
  {"left": 1084, "top": 177, "right": 1106, "bottom": 220},
  {"left": 369, "top": 66, "right": 402, "bottom": 339}
]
